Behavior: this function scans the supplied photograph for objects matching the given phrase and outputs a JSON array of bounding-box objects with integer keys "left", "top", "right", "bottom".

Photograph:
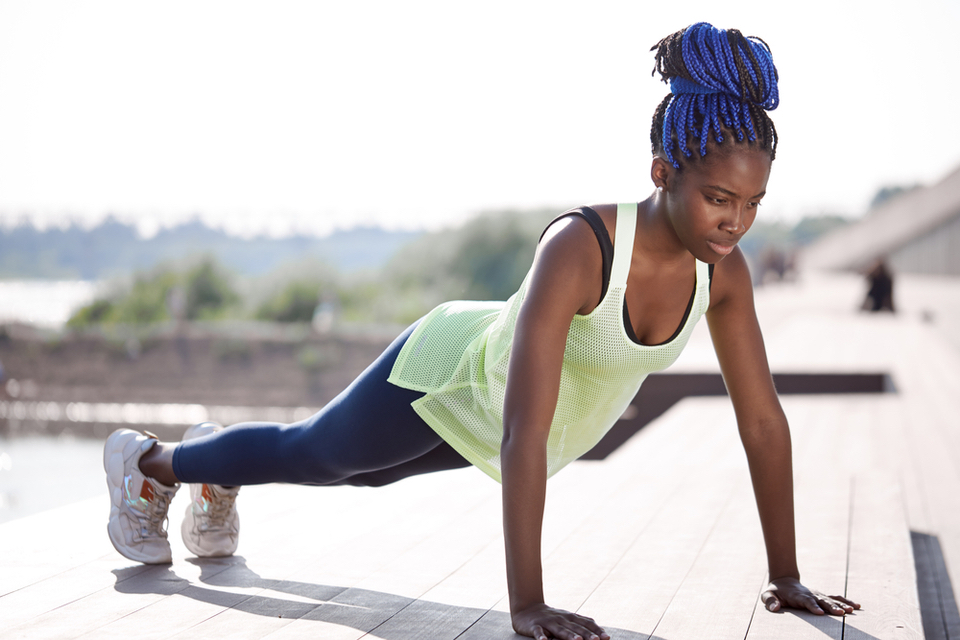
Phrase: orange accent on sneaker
[{"left": 140, "top": 481, "right": 155, "bottom": 503}]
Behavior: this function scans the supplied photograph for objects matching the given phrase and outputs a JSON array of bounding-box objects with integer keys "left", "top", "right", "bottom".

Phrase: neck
[{"left": 636, "top": 189, "right": 691, "bottom": 265}]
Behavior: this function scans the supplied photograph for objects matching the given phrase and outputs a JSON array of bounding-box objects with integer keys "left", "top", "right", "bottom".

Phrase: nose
[{"left": 719, "top": 210, "right": 746, "bottom": 235}]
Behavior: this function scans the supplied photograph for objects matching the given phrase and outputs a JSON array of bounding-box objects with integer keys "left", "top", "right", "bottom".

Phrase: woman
[{"left": 104, "top": 22, "right": 859, "bottom": 640}]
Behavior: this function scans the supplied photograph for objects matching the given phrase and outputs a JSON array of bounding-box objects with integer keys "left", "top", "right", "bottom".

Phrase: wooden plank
[
  {"left": 0, "top": 496, "right": 121, "bottom": 596},
  {"left": 184, "top": 473, "right": 501, "bottom": 640},
  {"left": 911, "top": 530, "right": 960, "bottom": 640},
  {"left": 1, "top": 481, "right": 376, "bottom": 634},
  {"left": 872, "top": 320, "right": 960, "bottom": 640},
  {"left": 8, "top": 295, "right": 955, "bottom": 640},
  {"left": 899, "top": 394, "right": 960, "bottom": 640},
  {"left": 457, "top": 398, "right": 747, "bottom": 640},
  {"left": 651, "top": 482, "right": 766, "bottom": 640},
  {"left": 843, "top": 472, "right": 923, "bottom": 639},
  {"left": 7, "top": 468, "right": 498, "bottom": 639},
  {"left": 744, "top": 397, "right": 856, "bottom": 640},
  {"left": 572, "top": 468, "right": 739, "bottom": 635},
  {"left": 548, "top": 399, "right": 742, "bottom": 612}
]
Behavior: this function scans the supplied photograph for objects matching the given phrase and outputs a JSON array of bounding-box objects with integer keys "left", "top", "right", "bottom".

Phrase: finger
[
  {"left": 532, "top": 624, "right": 548, "bottom": 640},
  {"left": 761, "top": 589, "right": 781, "bottom": 612},
  {"left": 573, "top": 614, "right": 608, "bottom": 638},
  {"left": 802, "top": 596, "right": 825, "bottom": 615},
  {"left": 829, "top": 595, "right": 861, "bottom": 610},
  {"left": 544, "top": 621, "right": 595, "bottom": 640},
  {"left": 818, "top": 598, "right": 850, "bottom": 616}
]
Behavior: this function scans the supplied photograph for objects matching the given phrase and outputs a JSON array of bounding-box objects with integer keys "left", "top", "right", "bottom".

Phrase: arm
[
  {"left": 501, "top": 216, "right": 610, "bottom": 640},
  {"left": 706, "top": 248, "right": 859, "bottom": 616}
]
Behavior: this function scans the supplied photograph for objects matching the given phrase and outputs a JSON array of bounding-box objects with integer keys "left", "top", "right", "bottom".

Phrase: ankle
[{"left": 139, "top": 442, "right": 180, "bottom": 487}]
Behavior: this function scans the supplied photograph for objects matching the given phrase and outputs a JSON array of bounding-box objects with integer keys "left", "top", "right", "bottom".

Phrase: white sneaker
[
  {"left": 104, "top": 429, "right": 179, "bottom": 564},
  {"left": 180, "top": 422, "right": 240, "bottom": 557}
]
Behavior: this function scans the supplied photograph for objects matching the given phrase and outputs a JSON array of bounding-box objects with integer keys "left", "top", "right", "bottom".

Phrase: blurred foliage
[
  {"left": 383, "top": 208, "right": 555, "bottom": 322},
  {"left": 67, "top": 257, "right": 240, "bottom": 328},
  {"left": 62, "top": 206, "right": 852, "bottom": 329},
  {"left": 255, "top": 280, "right": 326, "bottom": 323},
  {"left": 184, "top": 260, "right": 240, "bottom": 320},
  {"left": 869, "top": 183, "right": 921, "bottom": 210}
]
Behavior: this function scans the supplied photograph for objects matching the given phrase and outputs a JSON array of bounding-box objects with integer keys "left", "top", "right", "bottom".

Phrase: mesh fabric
[{"left": 388, "top": 203, "right": 711, "bottom": 482}]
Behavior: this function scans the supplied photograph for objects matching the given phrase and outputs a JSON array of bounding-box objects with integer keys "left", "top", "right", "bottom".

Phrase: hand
[
  {"left": 762, "top": 576, "right": 860, "bottom": 616},
  {"left": 512, "top": 603, "right": 610, "bottom": 640}
]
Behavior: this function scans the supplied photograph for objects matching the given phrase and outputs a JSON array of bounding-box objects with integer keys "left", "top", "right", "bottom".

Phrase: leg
[
  {"left": 337, "top": 438, "right": 470, "bottom": 487},
  {"left": 169, "top": 321, "right": 469, "bottom": 487}
]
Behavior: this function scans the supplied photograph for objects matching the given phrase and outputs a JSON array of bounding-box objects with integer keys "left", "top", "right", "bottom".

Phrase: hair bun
[
  {"left": 650, "top": 22, "right": 780, "bottom": 168},
  {"left": 655, "top": 22, "right": 779, "bottom": 111}
]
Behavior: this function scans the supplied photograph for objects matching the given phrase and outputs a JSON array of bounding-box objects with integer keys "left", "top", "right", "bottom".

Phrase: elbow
[
  {"left": 739, "top": 415, "right": 791, "bottom": 452},
  {"left": 500, "top": 423, "right": 529, "bottom": 463},
  {"left": 500, "top": 421, "right": 548, "bottom": 472}
]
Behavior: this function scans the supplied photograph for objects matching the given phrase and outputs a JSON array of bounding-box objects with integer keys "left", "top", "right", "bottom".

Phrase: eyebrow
[{"left": 706, "top": 185, "right": 767, "bottom": 199}]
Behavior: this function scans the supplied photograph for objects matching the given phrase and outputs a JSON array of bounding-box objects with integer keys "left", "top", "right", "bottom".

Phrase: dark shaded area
[
  {"left": 912, "top": 531, "right": 960, "bottom": 640},
  {"left": 583, "top": 372, "right": 892, "bottom": 460},
  {"left": 109, "top": 557, "right": 664, "bottom": 640},
  {"left": 863, "top": 260, "right": 896, "bottom": 313}
]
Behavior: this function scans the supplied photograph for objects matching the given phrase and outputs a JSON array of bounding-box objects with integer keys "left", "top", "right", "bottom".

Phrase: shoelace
[
  {"left": 139, "top": 492, "right": 171, "bottom": 541},
  {"left": 198, "top": 487, "right": 237, "bottom": 530}
]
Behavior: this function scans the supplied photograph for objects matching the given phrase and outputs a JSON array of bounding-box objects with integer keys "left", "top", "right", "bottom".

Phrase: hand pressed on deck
[
  {"left": 512, "top": 603, "right": 610, "bottom": 640},
  {"left": 762, "top": 576, "right": 860, "bottom": 616}
]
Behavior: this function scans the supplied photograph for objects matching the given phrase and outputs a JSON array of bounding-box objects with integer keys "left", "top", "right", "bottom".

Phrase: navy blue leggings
[{"left": 172, "top": 322, "right": 471, "bottom": 487}]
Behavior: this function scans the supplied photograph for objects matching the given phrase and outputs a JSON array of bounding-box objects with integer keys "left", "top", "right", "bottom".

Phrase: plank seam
[
  {"left": 649, "top": 487, "right": 738, "bottom": 639},
  {"left": 841, "top": 475, "right": 854, "bottom": 640},
  {"left": 742, "top": 572, "right": 772, "bottom": 640}
]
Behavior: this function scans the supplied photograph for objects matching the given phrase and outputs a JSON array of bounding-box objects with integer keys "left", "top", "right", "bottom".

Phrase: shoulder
[
  {"left": 708, "top": 246, "right": 754, "bottom": 311},
  {"left": 527, "top": 205, "right": 609, "bottom": 316},
  {"left": 539, "top": 203, "right": 611, "bottom": 256}
]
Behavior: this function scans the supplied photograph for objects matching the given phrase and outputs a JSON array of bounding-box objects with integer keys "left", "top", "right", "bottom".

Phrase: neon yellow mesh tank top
[{"left": 388, "top": 203, "right": 711, "bottom": 482}]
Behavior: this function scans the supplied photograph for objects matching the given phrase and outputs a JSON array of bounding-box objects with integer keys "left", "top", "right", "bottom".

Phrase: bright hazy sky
[{"left": 1, "top": 0, "right": 959, "bottom": 238}]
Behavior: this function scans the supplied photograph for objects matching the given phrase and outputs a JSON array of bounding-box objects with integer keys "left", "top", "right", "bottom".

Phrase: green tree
[
  {"left": 385, "top": 208, "right": 555, "bottom": 320},
  {"left": 184, "top": 259, "right": 240, "bottom": 320},
  {"left": 67, "top": 257, "right": 239, "bottom": 327},
  {"left": 256, "top": 280, "right": 323, "bottom": 323}
]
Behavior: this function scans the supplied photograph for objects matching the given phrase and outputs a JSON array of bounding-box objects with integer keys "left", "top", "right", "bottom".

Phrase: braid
[{"left": 649, "top": 22, "right": 779, "bottom": 169}]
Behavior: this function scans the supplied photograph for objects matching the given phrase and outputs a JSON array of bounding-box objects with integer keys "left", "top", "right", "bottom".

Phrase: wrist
[
  {"left": 511, "top": 601, "right": 547, "bottom": 618},
  {"left": 769, "top": 573, "right": 801, "bottom": 584},
  {"left": 768, "top": 560, "right": 800, "bottom": 582},
  {"left": 509, "top": 591, "right": 545, "bottom": 614}
]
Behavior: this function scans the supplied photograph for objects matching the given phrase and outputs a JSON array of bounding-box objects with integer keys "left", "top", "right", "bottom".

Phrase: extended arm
[
  {"left": 501, "top": 216, "right": 610, "bottom": 640},
  {"left": 706, "top": 248, "right": 859, "bottom": 616}
]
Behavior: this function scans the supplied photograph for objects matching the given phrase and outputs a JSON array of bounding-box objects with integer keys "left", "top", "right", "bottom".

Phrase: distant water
[
  {"left": 0, "top": 435, "right": 107, "bottom": 524},
  {"left": 0, "top": 280, "right": 100, "bottom": 328}
]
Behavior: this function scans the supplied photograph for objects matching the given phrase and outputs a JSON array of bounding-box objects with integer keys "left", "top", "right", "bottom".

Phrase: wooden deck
[{"left": 2, "top": 271, "right": 959, "bottom": 639}]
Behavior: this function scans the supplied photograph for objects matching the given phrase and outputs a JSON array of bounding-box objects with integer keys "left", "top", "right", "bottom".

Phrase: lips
[{"left": 707, "top": 240, "right": 736, "bottom": 256}]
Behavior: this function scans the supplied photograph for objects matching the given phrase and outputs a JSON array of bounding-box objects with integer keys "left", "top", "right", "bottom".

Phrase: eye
[{"left": 747, "top": 200, "right": 763, "bottom": 209}]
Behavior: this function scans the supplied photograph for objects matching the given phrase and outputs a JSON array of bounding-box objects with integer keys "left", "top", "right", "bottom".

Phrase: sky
[{"left": 1, "top": 0, "right": 959, "bottom": 238}]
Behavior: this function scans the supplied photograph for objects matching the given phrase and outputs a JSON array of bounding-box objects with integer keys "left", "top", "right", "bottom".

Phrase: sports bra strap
[{"left": 610, "top": 203, "right": 637, "bottom": 287}]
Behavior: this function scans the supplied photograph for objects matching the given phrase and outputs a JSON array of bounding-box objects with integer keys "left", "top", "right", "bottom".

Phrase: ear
[{"left": 650, "top": 155, "right": 674, "bottom": 191}]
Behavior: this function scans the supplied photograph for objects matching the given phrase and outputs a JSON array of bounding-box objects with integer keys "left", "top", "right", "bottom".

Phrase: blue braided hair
[{"left": 650, "top": 22, "right": 779, "bottom": 169}]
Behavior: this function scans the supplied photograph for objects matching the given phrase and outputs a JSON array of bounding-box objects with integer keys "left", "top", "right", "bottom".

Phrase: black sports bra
[{"left": 544, "top": 206, "right": 713, "bottom": 347}]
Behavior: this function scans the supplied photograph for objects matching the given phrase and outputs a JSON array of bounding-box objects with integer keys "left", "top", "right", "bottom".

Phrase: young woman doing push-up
[{"left": 103, "top": 22, "right": 860, "bottom": 640}]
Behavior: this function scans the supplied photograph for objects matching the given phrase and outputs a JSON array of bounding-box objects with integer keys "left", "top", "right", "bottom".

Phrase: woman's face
[{"left": 660, "top": 147, "right": 772, "bottom": 263}]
